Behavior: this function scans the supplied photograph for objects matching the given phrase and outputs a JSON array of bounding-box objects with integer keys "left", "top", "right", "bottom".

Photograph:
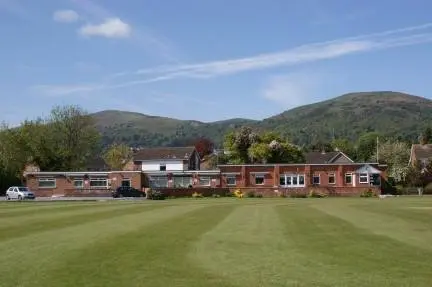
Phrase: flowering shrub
[
  {"left": 234, "top": 189, "right": 243, "bottom": 198},
  {"left": 308, "top": 189, "right": 328, "bottom": 198},
  {"left": 360, "top": 189, "right": 376, "bottom": 197},
  {"left": 192, "top": 192, "right": 204, "bottom": 198}
]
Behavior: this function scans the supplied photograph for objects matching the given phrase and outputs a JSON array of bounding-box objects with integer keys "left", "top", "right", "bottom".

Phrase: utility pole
[{"left": 376, "top": 136, "right": 379, "bottom": 162}]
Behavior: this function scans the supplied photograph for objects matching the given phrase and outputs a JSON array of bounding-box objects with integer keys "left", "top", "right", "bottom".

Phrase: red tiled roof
[{"left": 305, "top": 151, "right": 343, "bottom": 164}]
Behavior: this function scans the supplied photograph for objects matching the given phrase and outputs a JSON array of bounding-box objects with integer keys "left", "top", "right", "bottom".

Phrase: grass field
[{"left": 1, "top": 197, "right": 432, "bottom": 287}]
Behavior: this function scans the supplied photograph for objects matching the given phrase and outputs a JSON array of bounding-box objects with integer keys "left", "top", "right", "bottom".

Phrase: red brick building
[{"left": 23, "top": 149, "right": 387, "bottom": 197}]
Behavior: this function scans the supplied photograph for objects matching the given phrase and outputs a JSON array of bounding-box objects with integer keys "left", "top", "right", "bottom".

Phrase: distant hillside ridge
[{"left": 91, "top": 91, "right": 432, "bottom": 147}]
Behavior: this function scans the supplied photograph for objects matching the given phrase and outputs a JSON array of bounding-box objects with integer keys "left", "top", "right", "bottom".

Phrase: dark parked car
[{"left": 112, "top": 186, "right": 145, "bottom": 198}]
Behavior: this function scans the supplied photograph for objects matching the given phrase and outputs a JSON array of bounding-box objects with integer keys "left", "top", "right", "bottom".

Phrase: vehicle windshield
[{"left": 18, "top": 187, "right": 29, "bottom": 191}]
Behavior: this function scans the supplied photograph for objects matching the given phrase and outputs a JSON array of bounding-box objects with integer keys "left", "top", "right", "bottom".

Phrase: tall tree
[
  {"left": 371, "top": 140, "right": 410, "bottom": 182},
  {"left": 225, "top": 129, "right": 304, "bottom": 164},
  {"left": 50, "top": 105, "right": 100, "bottom": 171},
  {"left": 103, "top": 143, "right": 133, "bottom": 170},
  {"left": 356, "top": 132, "right": 380, "bottom": 162}
]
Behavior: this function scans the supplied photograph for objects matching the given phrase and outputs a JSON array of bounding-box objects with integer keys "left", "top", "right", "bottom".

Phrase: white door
[{"left": 13, "top": 187, "right": 19, "bottom": 199}]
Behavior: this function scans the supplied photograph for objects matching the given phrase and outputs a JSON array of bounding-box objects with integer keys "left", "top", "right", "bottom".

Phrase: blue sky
[{"left": 2, "top": 0, "right": 432, "bottom": 124}]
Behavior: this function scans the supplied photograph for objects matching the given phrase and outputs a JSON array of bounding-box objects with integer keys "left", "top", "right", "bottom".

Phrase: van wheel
[
  {"left": 18, "top": 195, "right": 22, "bottom": 201},
  {"left": 6, "top": 195, "right": 10, "bottom": 200}
]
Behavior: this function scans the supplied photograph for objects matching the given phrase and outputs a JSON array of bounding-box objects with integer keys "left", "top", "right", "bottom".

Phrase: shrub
[
  {"left": 212, "top": 193, "right": 221, "bottom": 198},
  {"left": 360, "top": 189, "right": 376, "bottom": 198},
  {"left": 225, "top": 191, "right": 234, "bottom": 197},
  {"left": 290, "top": 192, "right": 307, "bottom": 198},
  {"left": 234, "top": 189, "right": 243, "bottom": 198},
  {"left": 192, "top": 192, "right": 204, "bottom": 198},
  {"left": 424, "top": 183, "right": 432, "bottom": 195},
  {"left": 279, "top": 193, "right": 287, "bottom": 198},
  {"left": 256, "top": 193, "right": 263, "bottom": 198},
  {"left": 246, "top": 191, "right": 256, "bottom": 198},
  {"left": 151, "top": 190, "right": 165, "bottom": 200},
  {"left": 308, "top": 189, "right": 328, "bottom": 198}
]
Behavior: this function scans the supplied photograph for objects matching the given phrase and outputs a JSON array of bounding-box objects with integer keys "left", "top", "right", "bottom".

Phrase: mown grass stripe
[
  {"left": 275, "top": 205, "right": 432, "bottom": 287},
  {"left": 0, "top": 203, "right": 165, "bottom": 241},
  {"left": 311, "top": 201, "right": 432, "bottom": 251},
  {"left": 4, "top": 204, "right": 236, "bottom": 287}
]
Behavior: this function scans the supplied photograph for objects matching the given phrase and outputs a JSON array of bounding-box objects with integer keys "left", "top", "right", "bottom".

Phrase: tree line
[{"left": 1, "top": 105, "right": 431, "bottom": 193}]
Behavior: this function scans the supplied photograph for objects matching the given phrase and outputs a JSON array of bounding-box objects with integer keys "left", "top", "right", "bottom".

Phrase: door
[{"left": 13, "top": 187, "right": 19, "bottom": 199}]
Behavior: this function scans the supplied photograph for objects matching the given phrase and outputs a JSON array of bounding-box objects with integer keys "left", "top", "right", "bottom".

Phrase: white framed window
[
  {"left": 226, "top": 176, "right": 236, "bottom": 186},
  {"left": 149, "top": 176, "right": 168, "bottom": 188},
  {"left": 121, "top": 178, "right": 131, "bottom": 187},
  {"left": 328, "top": 173, "right": 336, "bottom": 184},
  {"left": 38, "top": 178, "right": 56, "bottom": 188},
  {"left": 312, "top": 175, "right": 320, "bottom": 185},
  {"left": 159, "top": 164, "right": 166, "bottom": 171},
  {"left": 199, "top": 176, "right": 211, "bottom": 186},
  {"left": 255, "top": 175, "right": 265, "bottom": 185},
  {"left": 173, "top": 176, "right": 192, "bottom": 187},
  {"left": 345, "top": 173, "right": 353, "bottom": 184},
  {"left": 359, "top": 173, "right": 369, "bottom": 184},
  {"left": 280, "top": 174, "right": 305, "bottom": 187},
  {"left": 73, "top": 179, "right": 84, "bottom": 188},
  {"left": 90, "top": 178, "right": 108, "bottom": 188}
]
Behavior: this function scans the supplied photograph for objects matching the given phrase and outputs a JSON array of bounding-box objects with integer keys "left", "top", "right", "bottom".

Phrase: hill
[{"left": 91, "top": 91, "right": 432, "bottom": 147}]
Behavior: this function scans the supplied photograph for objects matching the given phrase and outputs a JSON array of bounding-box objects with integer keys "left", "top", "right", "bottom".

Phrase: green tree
[
  {"left": 371, "top": 140, "right": 410, "bottom": 182},
  {"left": 356, "top": 132, "right": 380, "bottom": 162},
  {"left": 405, "top": 160, "right": 432, "bottom": 194},
  {"left": 103, "top": 143, "right": 133, "bottom": 170},
  {"left": 420, "top": 127, "right": 432, "bottom": 144},
  {"left": 331, "top": 138, "right": 356, "bottom": 159},
  {"left": 225, "top": 129, "right": 304, "bottom": 164},
  {"left": 50, "top": 105, "right": 100, "bottom": 171}
]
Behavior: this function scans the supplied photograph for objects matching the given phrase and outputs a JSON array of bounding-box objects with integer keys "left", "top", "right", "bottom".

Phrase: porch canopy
[{"left": 355, "top": 164, "right": 381, "bottom": 174}]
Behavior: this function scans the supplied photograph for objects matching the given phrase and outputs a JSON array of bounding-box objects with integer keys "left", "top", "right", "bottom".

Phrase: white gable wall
[{"left": 141, "top": 160, "right": 187, "bottom": 171}]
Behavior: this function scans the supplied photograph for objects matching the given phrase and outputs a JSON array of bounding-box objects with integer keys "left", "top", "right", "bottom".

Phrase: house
[
  {"left": 409, "top": 144, "right": 432, "bottom": 167},
  {"left": 133, "top": 146, "right": 200, "bottom": 171}
]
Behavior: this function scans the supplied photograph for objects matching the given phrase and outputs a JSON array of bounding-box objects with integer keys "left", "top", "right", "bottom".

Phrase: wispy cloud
[
  {"left": 53, "top": 9, "right": 80, "bottom": 23},
  {"left": 78, "top": 18, "right": 131, "bottom": 38},
  {"left": 33, "top": 22, "right": 432, "bottom": 96}
]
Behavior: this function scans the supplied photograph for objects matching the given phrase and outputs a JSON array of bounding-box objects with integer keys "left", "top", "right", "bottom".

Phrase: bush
[
  {"left": 289, "top": 192, "right": 307, "bottom": 198},
  {"left": 151, "top": 190, "right": 165, "bottom": 200},
  {"left": 360, "top": 189, "right": 376, "bottom": 198},
  {"left": 192, "top": 192, "right": 204, "bottom": 198},
  {"left": 246, "top": 191, "right": 256, "bottom": 198},
  {"left": 308, "top": 189, "right": 328, "bottom": 198},
  {"left": 234, "top": 189, "right": 243, "bottom": 198},
  {"left": 225, "top": 191, "right": 234, "bottom": 197},
  {"left": 212, "top": 193, "right": 221, "bottom": 198},
  {"left": 424, "top": 183, "right": 432, "bottom": 195},
  {"left": 256, "top": 193, "right": 263, "bottom": 198}
]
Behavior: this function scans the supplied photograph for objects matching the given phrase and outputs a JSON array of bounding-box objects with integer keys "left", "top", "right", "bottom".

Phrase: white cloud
[
  {"left": 31, "top": 84, "right": 102, "bottom": 96},
  {"left": 53, "top": 9, "right": 79, "bottom": 23},
  {"left": 78, "top": 18, "right": 131, "bottom": 38}
]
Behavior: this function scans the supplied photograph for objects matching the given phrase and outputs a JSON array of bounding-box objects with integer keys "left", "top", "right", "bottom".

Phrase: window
[
  {"left": 121, "top": 179, "right": 131, "bottom": 187},
  {"left": 359, "top": 173, "right": 369, "bottom": 184},
  {"left": 90, "top": 178, "right": 108, "bottom": 188},
  {"left": 173, "top": 176, "right": 192, "bottom": 187},
  {"left": 345, "top": 173, "right": 352, "bottom": 184},
  {"left": 73, "top": 179, "right": 84, "bottom": 188},
  {"left": 199, "top": 176, "right": 211, "bottom": 186},
  {"left": 38, "top": 178, "right": 56, "bottom": 188},
  {"left": 279, "top": 174, "right": 305, "bottom": 187},
  {"left": 328, "top": 173, "right": 336, "bottom": 184},
  {"left": 312, "top": 175, "right": 320, "bottom": 185},
  {"left": 149, "top": 176, "right": 168, "bottom": 188},
  {"left": 159, "top": 164, "right": 166, "bottom": 171},
  {"left": 226, "top": 176, "right": 236, "bottom": 186},
  {"left": 255, "top": 175, "right": 265, "bottom": 185}
]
